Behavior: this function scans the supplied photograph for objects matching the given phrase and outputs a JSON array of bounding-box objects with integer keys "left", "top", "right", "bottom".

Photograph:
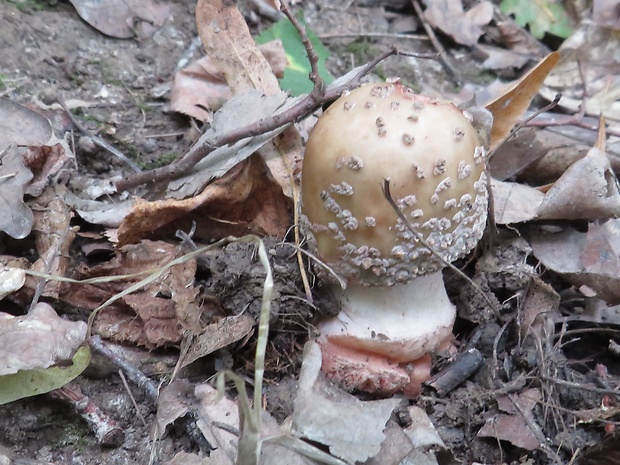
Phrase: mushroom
[{"left": 301, "top": 81, "right": 489, "bottom": 397}]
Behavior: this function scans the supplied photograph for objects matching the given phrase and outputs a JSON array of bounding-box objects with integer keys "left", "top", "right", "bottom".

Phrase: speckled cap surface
[{"left": 302, "top": 81, "right": 488, "bottom": 286}]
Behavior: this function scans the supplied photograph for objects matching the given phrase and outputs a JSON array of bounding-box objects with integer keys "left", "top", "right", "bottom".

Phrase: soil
[{"left": 0, "top": 1, "right": 617, "bottom": 464}]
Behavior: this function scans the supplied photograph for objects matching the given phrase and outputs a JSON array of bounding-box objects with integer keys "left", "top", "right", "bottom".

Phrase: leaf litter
[{"left": 1, "top": 0, "right": 620, "bottom": 464}]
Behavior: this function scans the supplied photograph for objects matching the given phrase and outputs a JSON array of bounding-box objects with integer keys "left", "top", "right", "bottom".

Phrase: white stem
[{"left": 318, "top": 271, "right": 455, "bottom": 362}]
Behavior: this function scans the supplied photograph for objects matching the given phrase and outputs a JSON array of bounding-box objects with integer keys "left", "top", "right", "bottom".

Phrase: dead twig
[
  {"left": 48, "top": 383, "right": 125, "bottom": 447},
  {"left": 89, "top": 335, "right": 159, "bottom": 401},
  {"left": 410, "top": 0, "right": 460, "bottom": 84},
  {"left": 58, "top": 99, "right": 142, "bottom": 173},
  {"left": 115, "top": 46, "right": 436, "bottom": 192},
  {"left": 382, "top": 179, "right": 500, "bottom": 316}
]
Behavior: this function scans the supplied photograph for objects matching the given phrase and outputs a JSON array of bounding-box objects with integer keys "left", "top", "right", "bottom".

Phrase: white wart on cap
[{"left": 302, "top": 81, "right": 488, "bottom": 286}]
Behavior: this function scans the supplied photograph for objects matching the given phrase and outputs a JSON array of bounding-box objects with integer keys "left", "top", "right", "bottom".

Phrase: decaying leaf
[
  {"left": 30, "top": 187, "right": 77, "bottom": 300},
  {"left": 531, "top": 221, "right": 620, "bottom": 305},
  {"left": 0, "top": 303, "right": 87, "bottom": 376},
  {"left": 0, "top": 98, "right": 52, "bottom": 151},
  {"left": 539, "top": 22, "right": 620, "bottom": 128},
  {"left": 537, "top": 146, "right": 620, "bottom": 220},
  {"left": 491, "top": 178, "right": 544, "bottom": 225},
  {"left": 0, "top": 345, "right": 91, "bottom": 405},
  {"left": 486, "top": 52, "right": 560, "bottom": 150},
  {"left": 0, "top": 146, "right": 34, "bottom": 239},
  {"left": 68, "top": 0, "right": 170, "bottom": 39},
  {"left": 196, "top": 0, "right": 280, "bottom": 95},
  {"left": 170, "top": 41, "right": 288, "bottom": 122},
  {"left": 423, "top": 0, "right": 493, "bottom": 46},
  {"left": 61, "top": 240, "right": 204, "bottom": 348},
  {"left": 118, "top": 153, "right": 291, "bottom": 246},
  {"left": 293, "top": 342, "right": 401, "bottom": 464},
  {"left": 478, "top": 388, "right": 543, "bottom": 451},
  {"left": 167, "top": 90, "right": 289, "bottom": 199}
]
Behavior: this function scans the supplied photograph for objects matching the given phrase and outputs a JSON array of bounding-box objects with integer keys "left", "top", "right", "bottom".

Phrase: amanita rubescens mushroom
[{"left": 301, "top": 81, "right": 488, "bottom": 397}]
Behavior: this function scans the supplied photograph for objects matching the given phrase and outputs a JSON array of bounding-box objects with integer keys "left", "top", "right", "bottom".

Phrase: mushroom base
[
  {"left": 316, "top": 271, "right": 456, "bottom": 397},
  {"left": 319, "top": 339, "right": 435, "bottom": 398}
]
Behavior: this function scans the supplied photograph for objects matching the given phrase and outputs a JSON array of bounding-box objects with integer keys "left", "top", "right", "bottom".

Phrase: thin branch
[
  {"left": 410, "top": 0, "right": 460, "bottom": 84},
  {"left": 382, "top": 179, "right": 499, "bottom": 315},
  {"left": 58, "top": 99, "right": 142, "bottom": 174},
  {"left": 280, "top": 0, "right": 324, "bottom": 99},
  {"left": 115, "top": 46, "right": 425, "bottom": 191}
]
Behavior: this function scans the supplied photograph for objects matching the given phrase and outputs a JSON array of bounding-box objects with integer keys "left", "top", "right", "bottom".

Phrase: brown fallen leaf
[
  {"left": 531, "top": 222, "right": 620, "bottom": 305},
  {"left": 118, "top": 153, "right": 290, "bottom": 246},
  {"left": 423, "top": 0, "right": 493, "bottom": 46},
  {"left": 486, "top": 51, "right": 560, "bottom": 150},
  {"left": 194, "top": 0, "right": 301, "bottom": 200},
  {"left": 61, "top": 240, "right": 206, "bottom": 348},
  {"left": 170, "top": 41, "right": 288, "bottom": 122},
  {"left": 477, "top": 388, "right": 543, "bottom": 451},
  {"left": 68, "top": 0, "right": 170, "bottom": 39},
  {"left": 196, "top": 0, "right": 280, "bottom": 95},
  {"left": 537, "top": 146, "right": 620, "bottom": 220},
  {"left": 30, "top": 187, "right": 77, "bottom": 300},
  {"left": 0, "top": 303, "right": 87, "bottom": 376}
]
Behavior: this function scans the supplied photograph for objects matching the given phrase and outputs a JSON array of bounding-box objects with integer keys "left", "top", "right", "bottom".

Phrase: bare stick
[
  {"left": 115, "top": 47, "right": 436, "bottom": 191},
  {"left": 382, "top": 179, "right": 499, "bottom": 315},
  {"left": 48, "top": 384, "right": 125, "bottom": 446},
  {"left": 89, "top": 335, "right": 159, "bottom": 401},
  {"left": 280, "top": 0, "right": 324, "bottom": 99},
  {"left": 410, "top": 0, "right": 460, "bottom": 84},
  {"left": 58, "top": 99, "right": 142, "bottom": 174}
]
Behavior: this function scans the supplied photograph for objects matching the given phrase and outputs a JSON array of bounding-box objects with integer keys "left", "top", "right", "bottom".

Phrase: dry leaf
[
  {"left": 170, "top": 41, "right": 287, "bottom": 122},
  {"left": 0, "top": 303, "right": 87, "bottom": 376},
  {"left": 68, "top": 0, "right": 170, "bottom": 39},
  {"left": 518, "top": 277, "right": 560, "bottom": 338},
  {"left": 486, "top": 51, "right": 560, "bottom": 150},
  {"left": 537, "top": 147, "right": 620, "bottom": 220},
  {"left": 195, "top": 0, "right": 280, "bottom": 95},
  {"left": 62, "top": 240, "right": 204, "bottom": 348},
  {"left": 0, "top": 98, "right": 52, "bottom": 151},
  {"left": 293, "top": 342, "right": 401, "bottom": 464},
  {"left": 531, "top": 222, "right": 620, "bottom": 305},
  {"left": 30, "top": 187, "right": 77, "bottom": 300},
  {"left": 477, "top": 389, "right": 542, "bottom": 451},
  {"left": 491, "top": 178, "right": 544, "bottom": 224},
  {"left": 539, "top": 23, "right": 620, "bottom": 127},
  {"left": 0, "top": 146, "right": 33, "bottom": 239},
  {"left": 118, "top": 153, "right": 291, "bottom": 246},
  {"left": 423, "top": 0, "right": 493, "bottom": 46}
]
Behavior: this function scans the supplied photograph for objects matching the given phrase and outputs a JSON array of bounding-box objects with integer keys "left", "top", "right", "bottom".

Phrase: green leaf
[
  {"left": 0, "top": 345, "right": 91, "bottom": 405},
  {"left": 256, "top": 15, "right": 333, "bottom": 96},
  {"left": 500, "top": 0, "right": 572, "bottom": 39}
]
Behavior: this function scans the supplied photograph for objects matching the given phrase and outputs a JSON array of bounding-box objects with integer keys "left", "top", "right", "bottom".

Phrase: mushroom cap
[{"left": 302, "top": 81, "right": 488, "bottom": 286}]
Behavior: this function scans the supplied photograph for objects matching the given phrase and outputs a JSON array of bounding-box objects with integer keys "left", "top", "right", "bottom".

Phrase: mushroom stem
[{"left": 317, "top": 271, "right": 456, "bottom": 395}]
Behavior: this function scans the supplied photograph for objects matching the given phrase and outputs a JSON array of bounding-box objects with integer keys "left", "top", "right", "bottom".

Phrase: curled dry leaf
[
  {"left": 531, "top": 221, "right": 620, "bottom": 305},
  {"left": 0, "top": 303, "right": 87, "bottom": 376},
  {"left": 423, "top": 0, "right": 493, "bottom": 46},
  {"left": 537, "top": 147, "right": 620, "bottom": 220},
  {"left": 61, "top": 240, "right": 205, "bottom": 348},
  {"left": 68, "top": 0, "right": 170, "bottom": 39},
  {"left": 170, "top": 41, "right": 287, "bottom": 122},
  {"left": 118, "top": 153, "right": 290, "bottom": 246},
  {"left": 539, "top": 22, "right": 620, "bottom": 128},
  {"left": 485, "top": 51, "right": 560, "bottom": 150},
  {"left": 293, "top": 342, "right": 401, "bottom": 464}
]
